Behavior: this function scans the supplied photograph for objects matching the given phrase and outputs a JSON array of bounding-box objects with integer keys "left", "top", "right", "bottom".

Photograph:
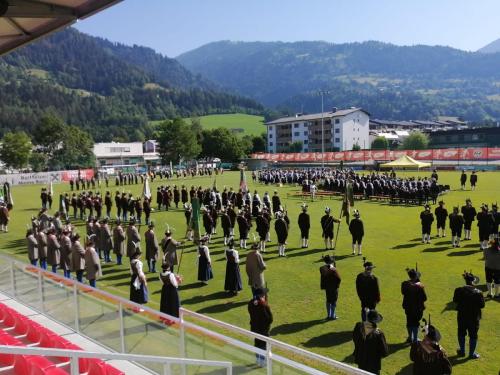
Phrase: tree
[
  {"left": 52, "top": 126, "right": 95, "bottom": 169},
  {"left": 0, "top": 132, "right": 32, "bottom": 170},
  {"left": 251, "top": 134, "right": 266, "bottom": 153},
  {"left": 401, "top": 131, "right": 430, "bottom": 150},
  {"left": 285, "top": 141, "right": 303, "bottom": 153},
  {"left": 29, "top": 152, "right": 48, "bottom": 172},
  {"left": 156, "top": 118, "right": 201, "bottom": 164},
  {"left": 371, "top": 137, "right": 389, "bottom": 150},
  {"left": 32, "top": 114, "right": 66, "bottom": 157},
  {"left": 352, "top": 143, "right": 361, "bottom": 151},
  {"left": 201, "top": 128, "right": 244, "bottom": 162}
]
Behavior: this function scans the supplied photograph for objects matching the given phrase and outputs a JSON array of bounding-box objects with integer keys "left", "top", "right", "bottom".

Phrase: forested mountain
[
  {"left": 478, "top": 38, "right": 500, "bottom": 54},
  {"left": 0, "top": 29, "right": 263, "bottom": 141},
  {"left": 177, "top": 40, "right": 500, "bottom": 121}
]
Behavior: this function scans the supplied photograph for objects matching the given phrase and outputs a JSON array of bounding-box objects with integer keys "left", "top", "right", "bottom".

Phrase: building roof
[
  {"left": 370, "top": 119, "right": 415, "bottom": 127},
  {"left": 427, "top": 127, "right": 500, "bottom": 136},
  {"left": 0, "top": 0, "right": 122, "bottom": 56},
  {"left": 265, "top": 108, "right": 370, "bottom": 125},
  {"left": 93, "top": 142, "right": 144, "bottom": 158}
]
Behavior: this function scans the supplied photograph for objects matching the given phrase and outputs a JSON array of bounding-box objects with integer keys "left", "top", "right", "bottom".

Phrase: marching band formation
[{"left": 19, "top": 168, "right": 500, "bottom": 374}]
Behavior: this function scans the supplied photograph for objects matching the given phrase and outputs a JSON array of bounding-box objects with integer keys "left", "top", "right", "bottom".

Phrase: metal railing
[
  {"left": 0, "top": 255, "right": 371, "bottom": 375},
  {"left": 0, "top": 345, "right": 232, "bottom": 375}
]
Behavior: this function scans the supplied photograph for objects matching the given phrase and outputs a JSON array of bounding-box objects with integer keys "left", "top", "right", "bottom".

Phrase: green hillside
[{"left": 192, "top": 113, "right": 266, "bottom": 137}]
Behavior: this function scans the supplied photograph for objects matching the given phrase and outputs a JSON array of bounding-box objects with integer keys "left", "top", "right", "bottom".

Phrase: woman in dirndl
[
  {"left": 224, "top": 239, "right": 242, "bottom": 294},
  {"left": 159, "top": 263, "right": 180, "bottom": 318},
  {"left": 130, "top": 250, "right": 148, "bottom": 304},
  {"left": 197, "top": 236, "right": 213, "bottom": 284}
]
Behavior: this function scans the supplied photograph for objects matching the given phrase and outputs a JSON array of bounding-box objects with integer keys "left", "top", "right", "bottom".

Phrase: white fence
[{"left": 0, "top": 256, "right": 371, "bottom": 375}]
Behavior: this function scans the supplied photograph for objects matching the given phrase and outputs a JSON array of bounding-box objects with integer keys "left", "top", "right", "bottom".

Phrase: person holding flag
[{"left": 321, "top": 207, "right": 340, "bottom": 251}]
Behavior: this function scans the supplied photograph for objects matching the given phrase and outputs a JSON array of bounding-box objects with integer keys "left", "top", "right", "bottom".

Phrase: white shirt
[
  {"left": 131, "top": 259, "right": 145, "bottom": 278},
  {"left": 160, "top": 271, "right": 178, "bottom": 288},
  {"left": 198, "top": 245, "right": 211, "bottom": 263},
  {"left": 226, "top": 248, "right": 240, "bottom": 263}
]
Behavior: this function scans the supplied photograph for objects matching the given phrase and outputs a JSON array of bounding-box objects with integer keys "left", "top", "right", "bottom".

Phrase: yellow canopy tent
[{"left": 380, "top": 155, "right": 431, "bottom": 169}]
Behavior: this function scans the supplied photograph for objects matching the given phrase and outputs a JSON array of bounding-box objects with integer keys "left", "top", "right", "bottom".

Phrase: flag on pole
[
  {"left": 59, "top": 194, "right": 67, "bottom": 216},
  {"left": 191, "top": 197, "right": 201, "bottom": 243},
  {"left": 169, "top": 161, "right": 173, "bottom": 176},
  {"left": 239, "top": 168, "right": 248, "bottom": 193},
  {"left": 49, "top": 180, "right": 54, "bottom": 196},
  {"left": 342, "top": 180, "right": 354, "bottom": 224},
  {"left": 142, "top": 176, "right": 151, "bottom": 199}
]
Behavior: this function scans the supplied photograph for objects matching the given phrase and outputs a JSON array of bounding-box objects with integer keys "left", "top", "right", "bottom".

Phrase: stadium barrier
[
  {"left": 252, "top": 147, "right": 500, "bottom": 163},
  {"left": 0, "top": 255, "right": 371, "bottom": 375},
  {"left": 0, "top": 169, "right": 94, "bottom": 186}
]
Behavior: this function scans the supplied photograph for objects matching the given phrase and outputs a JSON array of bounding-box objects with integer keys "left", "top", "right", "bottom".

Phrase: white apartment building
[{"left": 265, "top": 108, "right": 370, "bottom": 153}]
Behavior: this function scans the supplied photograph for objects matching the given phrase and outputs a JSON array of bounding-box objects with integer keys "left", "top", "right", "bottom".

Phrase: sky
[{"left": 75, "top": 0, "right": 500, "bottom": 57}]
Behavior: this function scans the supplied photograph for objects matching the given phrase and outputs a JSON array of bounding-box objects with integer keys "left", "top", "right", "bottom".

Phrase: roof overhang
[{"left": 0, "top": 0, "right": 122, "bottom": 56}]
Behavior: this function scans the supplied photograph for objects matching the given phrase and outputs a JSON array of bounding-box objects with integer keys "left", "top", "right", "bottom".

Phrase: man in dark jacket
[
  {"left": 470, "top": 171, "right": 478, "bottom": 191},
  {"left": 401, "top": 268, "right": 427, "bottom": 343},
  {"left": 453, "top": 271, "right": 485, "bottom": 359},
  {"left": 256, "top": 210, "right": 270, "bottom": 253},
  {"left": 274, "top": 211, "right": 288, "bottom": 257},
  {"left": 349, "top": 209, "right": 364, "bottom": 256},
  {"left": 477, "top": 204, "right": 493, "bottom": 251},
  {"left": 297, "top": 204, "right": 310, "bottom": 248},
  {"left": 320, "top": 255, "right": 341, "bottom": 320},
  {"left": 420, "top": 204, "right": 434, "bottom": 244},
  {"left": 321, "top": 207, "right": 340, "bottom": 250},
  {"left": 449, "top": 206, "right": 465, "bottom": 248},
  {"left": 248, "top": 288, "right": 273, "bottom": 367},
  {"left": 356, "top": 261, "right": 381, "bottom": 321},
  {"left": 461, "top": 199, "right": 476, "bottom": 240},
  {"left": 434, "top": 201, "right": 448, "bottom": 238},
  {"left": 460, "top": 170, "right": 467, "bottom": 190},
  {"left": 271, "top": 191, "right": 281, "bottom": 214},
  {"left": 410, "top": 320, "right": 452, "bottom": 375},
  {"left": 352, "top": 309, "right": 388, "bottom": 375}
]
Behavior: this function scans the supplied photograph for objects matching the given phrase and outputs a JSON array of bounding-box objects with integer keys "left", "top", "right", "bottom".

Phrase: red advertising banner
[
  {"left": 252, "top": 147, "right": 500, "bottom": 162},
  {"left": 60, "top": 169, "right": 95, "bottom": 182}
]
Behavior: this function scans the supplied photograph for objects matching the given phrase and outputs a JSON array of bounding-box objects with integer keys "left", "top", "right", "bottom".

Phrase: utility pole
[{"left": 319, "top": 90, "right": 330, "bottom": 168}]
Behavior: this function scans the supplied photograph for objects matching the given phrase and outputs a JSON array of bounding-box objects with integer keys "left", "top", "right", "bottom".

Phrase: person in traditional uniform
[
  {"left": 449, "top": 207, "right": 464, "bottom": 248},
  {"left": 453, "top": 271, "right": 485, "bottom": 359},
  {"left": 410, "top": 319, "right": 452, "bottom": 375},
  {"left": 470, "top": 171, "right": 478, "bottom": 191},
  {"left": 491, "top": 204, "right": 500, "bottom": 240},
  {"left": 352, "top": 309, "right": 388, "bottom": 375},
  {"left": 248, "top": 288, "right": 273, "bottom": 368},
  {"left": 130, "top": 250, "right": 148, "bottom": 305},
  {"left": 274, "top": 211, "right": 288, "bottom": 257},
  {"left": 85, "top": 236, "right": 102, "bottom": 288},
  {"left": 224, "top": 239, "right": 243, "bottom": 295},
  {"left": 271, "top": 191, "right": 281, "bottom": 214},
  {"left": 202, "top": 207, "right": 214, "bottom": 243},
  {"left": 159, "top": 264, "right": 180, "bottom": 318},
  {"left": 298, "top": 204, "right": 310, "bottom": 248},
  {"left": 143, "top": 197, "right": 152, "bottom": 226},
  {"left": 36, "top": 229, "right": 48, "bottom": 270},
  {"left": 356, "top": 260, "right": 381, "bottom": 321},
  {"left": 460, "top": 170, "right": 467, "bottom": 190},
  {"left": 320, "top": 255, "right": 341, "bottom": 320},
  {"left": 220, "top": 208, "right": 232, "bottom": 246},
  {"left": 47, "top": 228, "right": 61, "bottom": 274},
  {"left": 477, "top": 204, "right": 492, "bottom": 251},
  {"left": 246, "top": 242, "right": 267, "bottom": 297},
  {"left": 173, "top": 186, "right": 180, "bottom": 208},
  {"left": 26, "top": 229, "right": 39, "bottom": 266},
  {"left": 420, "top": 204, "right": 434, "bottom": 244},
  {"left": 237, "top": 210, "right": 250, "bottom": 249},
  {"left": 401, "top": 268, "right": 427, "bottom": 343},
  {"left": 113, "top": 219, "right": 126, "bottom": 265},
  {"left": 0, "top": 201, "right": 9, "bottom": 233},
  {"left": 256, "top": 209, "right": 270, "bottom": 252},
  {"left": 349, "top": 210, "right": 364, "bottom": 256},
  {"left": 99, "top": 219, "right": 113, "bottom": 263},
  {"left": 484, "top": 239, "right": 500, "bottom": 299},
  {"left": 228, "top": 204, "right": 237, "bottom": 238},
  {"left": 183, "top": 203, "right": 193, "bottom": 241},
  {"left": 145, "top": 223, "right": 159, "bottom": 273},
  {"left": 434, "top": 201, "right": 448, "bottom": 238},
  {"left": 70, "top": 234, "right": 85, "bottom": 283},
  {"left": 461, "top": 199, "right": 476, "bottom": 240},
  {"left": 197, "top": 236, "right": 213, "bottom": 284},
  {"left": 126, "top": 219, "right": 141, "bottom": 259},
  {"left": 321, "top": 207, "right": 340, "bottom": 250},
  {"left": 161, "top": 230, "right": 181, "bottom": 273},
  {"left": 60, "top": 229, "right": 72, "bottom": 278}
]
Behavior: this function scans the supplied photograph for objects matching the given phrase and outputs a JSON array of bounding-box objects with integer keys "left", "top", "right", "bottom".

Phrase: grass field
[
  {"left": 0, "top": 171, "right": 499, "bottom": 375},
  {"left": 189, "top": 114, "right": 265, "bottom": 137}
]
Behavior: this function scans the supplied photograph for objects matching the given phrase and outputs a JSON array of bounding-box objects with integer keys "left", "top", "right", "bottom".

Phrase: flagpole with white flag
[{"left": 142, "top": 176, "right": 151, "bottom": 199}]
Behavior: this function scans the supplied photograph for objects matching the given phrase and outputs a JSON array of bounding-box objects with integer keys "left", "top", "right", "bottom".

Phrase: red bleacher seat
[
  {"left": 104, "top": 364, "right": 125, "bottom": 375},
  {"left": 87, "top": 359, "right": 108, "bottom": 375},
  {"left": 0, "top": 331, "right": 23, "bottom": 366}
]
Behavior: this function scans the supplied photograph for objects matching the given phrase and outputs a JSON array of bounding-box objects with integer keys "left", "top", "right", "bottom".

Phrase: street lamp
[{"left": 318, "top": 90, "right": 330, "bottom": 168}]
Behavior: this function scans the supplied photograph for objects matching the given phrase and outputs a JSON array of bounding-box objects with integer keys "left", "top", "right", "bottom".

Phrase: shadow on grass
[
  {"left": 394, "top": 363, "right": 413, "bottom": 375},
  {"left": 197, "top": 300, "right": 247, "bottom": 314},
  {"left": 101, "top": 272, "right": 131, "bottom": 282},
  {"left": 441, "top": 301, "right": 455, "bottom": 313},
  {"left": 388, "top": 341, "right": 410, "bottom": 355},
  {"left": 392, "top": 243, "right": 420, "bottom": 250},
  {"left": 449, "top": 354, "right": 470, "bottom": 367},
  {"left": 181, "top": 290, "right": 229, "bottom": 305},
  {"left": 462, "top": 243, "right": 480, "bottom": 249},
  {"left": 422, "top": 246, "right": 449, "bottom": 253},
  {"left": 302, "top": 330, "right": 352, "bottom": 348},
  {"left": 3, "top": 238, "right": 26, "bottom": 250},
  {"left": 447, "top": 250, "right": 480, "bottom": 257},
  {"left": 179, "top": 282, "right": 207, "bottom": 291},
  {"left": 270, "top": 319, "right": 324, "bottom": 335}
]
